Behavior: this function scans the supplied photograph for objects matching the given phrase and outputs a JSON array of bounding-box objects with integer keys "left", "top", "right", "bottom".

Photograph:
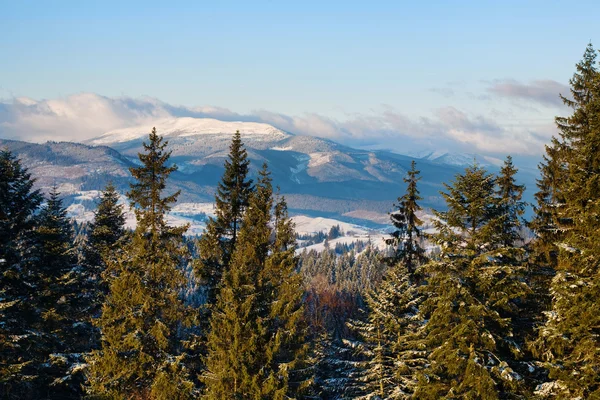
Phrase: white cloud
[{"left": 0, "top": 92, "right": 554, "bottom": 156}]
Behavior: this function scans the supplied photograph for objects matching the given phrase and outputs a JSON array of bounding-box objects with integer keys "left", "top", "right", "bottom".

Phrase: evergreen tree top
[
  {"left": 127, "top": 128, "right": 182, "bottom": 236},
  {"left": 0, "top": 148, "right": 43, "bottom": 252},
  {"left": 435, "top": 163, "right": 497, "bottom": 253}
]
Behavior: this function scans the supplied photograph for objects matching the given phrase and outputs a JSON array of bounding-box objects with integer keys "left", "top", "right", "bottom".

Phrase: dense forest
[{"left": 1, "top": 45, "right": 600, "bottom": 399}]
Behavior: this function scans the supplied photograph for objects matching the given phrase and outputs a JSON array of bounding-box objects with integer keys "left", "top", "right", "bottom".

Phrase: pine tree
[
  {"left": 36, "top": 186, "right": 92, "bottom": 398},
  {"left": 414, "top": 164, "right": 529, "bottom": 399},
  {"left": 386, "top": 160, "right": 427, "bottom": 273},
  {"left": 494, "top": 156, "right": 526, "bottom": 248},
  {"left": 0, "top": 149, "right": 44, "bottom": 399},
  {"left": 87, "top": 128, "right": 195, "bottom": 399},
  {"left": 261, "top": 193, "right": 312, "bottom": 397},
  {"left": 195, "top": 130, "right": 253, "bottom": 309},
  {"left": 202, "top": 165, "right": 273, "bottom": 398},
  {"left": 37, "top": 186, "right": 77, "bottom": 272},
  {"left": 82, "top": 182, "right": 127, "bottom": 327},
  {"left": 203, "top": 165, "right": 311, "bottom": 399},
  {"left": 84, "top": 182, "right": 126, "bottom": 280},
  {"left": 531, "top": 43, "right": 600, "bottom": 398},
  {"left": 354, "top": 161, "right": 427, "bottom": 399}
]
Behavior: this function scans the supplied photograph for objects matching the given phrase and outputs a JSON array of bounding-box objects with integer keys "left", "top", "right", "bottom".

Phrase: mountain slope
[
  {"left": 2, "top": 116, "right": 537, "bottom": 226},
  {"left": 87, "top": 117, "right": 467, "bottom": 212}
]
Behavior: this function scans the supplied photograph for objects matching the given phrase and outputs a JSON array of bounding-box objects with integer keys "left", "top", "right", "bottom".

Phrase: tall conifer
[
  {"left": 87, "top": 128, "right": 194, "bottom": 399},
  {"left": 0, "top": 149, "right": 44, "bottom": 399},
  {"left": 195, "top": 130, "right": 253, "bottom": 311},
  {"left": 354, "top": 161, "right": 427, "bottom": 398},
  {"left": 203, "top": 165, "right": 311, "bottom": 399},
  {"left": 202, "top": 165, "right": 272, "bottom": 398},
  {"left": 414, "top": 164, "right": 529, "bottom": 399},
  {"left": 386, "top": 160, "right": 427, "bottom": 273},
  {"left": 83, "top": 182, "right": 126, "bottom": 280},
  {"left": 262, "top": 193, "right": 312, "bottom": 397},
  {"left": 531, "top": 43, "right": 600, "bottom": 398}
]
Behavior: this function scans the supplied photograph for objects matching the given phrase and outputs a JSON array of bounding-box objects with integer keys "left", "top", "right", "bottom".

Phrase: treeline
[{"left": 1, "top": 44, "right": 600, "bottom": 399}]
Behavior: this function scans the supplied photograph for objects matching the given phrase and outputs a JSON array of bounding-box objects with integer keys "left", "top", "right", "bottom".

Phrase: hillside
[{"left": 1, "top": 117, "right": 537, "bottom": 227}]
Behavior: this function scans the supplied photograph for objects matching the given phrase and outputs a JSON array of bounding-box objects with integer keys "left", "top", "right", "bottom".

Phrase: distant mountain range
[{"left": 0, "top": 117, "right": 539, "bottom": 228}]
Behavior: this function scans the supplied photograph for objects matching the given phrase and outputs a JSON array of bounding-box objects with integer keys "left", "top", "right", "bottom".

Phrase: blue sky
[{"left": 1, "top": 1, "right": 598, "bottom": 156}]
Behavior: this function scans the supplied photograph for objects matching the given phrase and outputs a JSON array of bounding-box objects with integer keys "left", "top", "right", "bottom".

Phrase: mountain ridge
[{"left": 0, "top": 116, "right": 538, "bottom": 226}]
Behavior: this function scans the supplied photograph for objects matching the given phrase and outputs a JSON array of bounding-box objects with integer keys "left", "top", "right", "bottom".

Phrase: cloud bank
[{"left": 0, "top": 92, "right": 554, "bottom": 156}]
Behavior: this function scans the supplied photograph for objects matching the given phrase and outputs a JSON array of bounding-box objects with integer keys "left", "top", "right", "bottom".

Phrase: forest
[{"left": 1, "top": 45, "right": 600, "bottom": 399}]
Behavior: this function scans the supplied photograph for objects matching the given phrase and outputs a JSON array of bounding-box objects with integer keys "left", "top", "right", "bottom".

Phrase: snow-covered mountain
[
  {"left": 89, "top": 117, "right": 291, "bottom": 145},
  {"left": 408, "top": 150, "right": 504, "bottom": 167},
  {"left": 1, "top": 116, "right": 538, "bottom": 228}
]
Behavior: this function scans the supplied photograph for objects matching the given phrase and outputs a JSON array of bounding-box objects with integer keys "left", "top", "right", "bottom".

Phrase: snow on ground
[
  {"left": 171, "top": 202, "right": 216, "bottom": 218},
  {"left": 67, "top": 193, "right": 208, "bottom": 235},
  {"left": 291, "top": 215, "right": 369, "bottom": 236},
  {"left": 73, "top": 190, "right": 102, "bottom": 201},
  {"left": 117, "top": 209, "right": 207, "bottom": 235},
  {"left": 307, "top": 152, "right": 332, "bottom": 168},
  {"left": 66, "top": 204, "right": 95, "bottom": 224},
  {"left": 295, "top": 234, "right": 389, "bottom": 255},
  {"left": 65, "top": 195, "right": 438, "bottom": 247}
]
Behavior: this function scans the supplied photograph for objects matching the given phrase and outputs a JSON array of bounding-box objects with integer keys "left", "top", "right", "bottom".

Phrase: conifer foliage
[
  {"left": 195, "top": 130, "right": 254, "bottom": 310},
  {"left": 87, "top": 128, "right": 195, "bottom": 399},
  {"left": 203, "top": 164, "right": 310, "bottom": 399},
  {"left": 84, "top": 182, "right": 126, "bottom": 277},
  {"left": 386, "top": 160, "right": 427, "bottom": 273},
  {"left": 414, "top": 163, "right": 530, "bottom": 399},
  {"left": 4, "top": 42, "right": 600, "bottom": 400},
  {"left": 0, "top": 149, "right": 44, "bottom": 398},
  {"left": 531, "top": 43, "right": 600, "bottom": 399},
  {"left": 354, "top": 161, "right": 427, "bottom": 399}
]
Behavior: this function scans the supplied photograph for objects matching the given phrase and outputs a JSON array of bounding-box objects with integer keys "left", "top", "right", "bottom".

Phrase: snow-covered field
[
  {"left": 66, "top": 193, "right": 441, "bottom": 251},
  {"left": 291, "top": 215, "right": 369, "bottom": 236},
  {"left": 296, "top": 234, "right": 389, "bottom": 254},
  {"left": 66, "top": 191, "right": 210, "bottom": 235}
]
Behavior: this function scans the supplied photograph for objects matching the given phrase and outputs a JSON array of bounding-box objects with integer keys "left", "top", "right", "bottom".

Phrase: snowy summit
[{"left": 88, "top": 117, "right": 291, "bottom": 145}]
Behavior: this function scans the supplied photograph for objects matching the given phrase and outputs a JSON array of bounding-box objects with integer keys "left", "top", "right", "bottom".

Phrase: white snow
[
  {"left": 73, "top": 190, "right": 102, "bottom": 201},
  {"left": 308, "top": 152, "right": 332, "bottom": 168},
  {"left": 171, "top": 202, "right": 216, "bottom": 218},
  {"left": 291, "top": 216, "right": 368, "bottom": 236},
  {"left": 89, "top": 117, "right": 291, "bottom": 145},
  {"left": 296, "top": 234, "right": 389, "bottom": 254},
  {"left": 406, "top": 149, "right": 503, "bottom": 167},
  {"left": 67, "top": 196, "right": 209, "bottom": 236}
]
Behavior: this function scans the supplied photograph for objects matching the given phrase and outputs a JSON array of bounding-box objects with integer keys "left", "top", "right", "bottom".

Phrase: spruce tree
[
  {"left": 386, "top": 160, "right": 427, "bottom": 273},
  {"left": 203, "top": 165, "right": 311, "bottom": 399},
  {"left": 83, "top": 182, "right": 126, "bottom": 280},
  {"left": 202, "top": 165, "right": 273, "bottom": 398},
  {"left": 195, "top": 130, "right": 253, "bottom": 309},
  {"left": 414, "top": 164, "right": 529, "bottom": 399},
  {"left": 494, "top": 156, "right": 526, "bottom": 248},
  {"left": 37, "top": 186, "right": 77, "bottom": 272},
  {"left": 531, "top": 43, "right": 600, "bottom": 398},
  {"left": 36, "top": 186, "right": 92, "bottom": 398},
  {"left": 87, "top": 128, "right": 195, "bottom": 399},
  {"left": 0, "top": 149, "right": 44, "bottom": 399},
  {"left": 354, "top": 161, "right": 427, "bottom": 398},
  {"left": 261, "top": 193, "right": 312, "bottom": 397},
  {"left": 82, "top": 182, "right": 127, "bottom": 322}
]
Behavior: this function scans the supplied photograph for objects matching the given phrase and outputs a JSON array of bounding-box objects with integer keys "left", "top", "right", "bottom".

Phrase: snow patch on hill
[
  {"left": 291, "top": 215, "right": 369, "bottom": 236},
  {"left": 408, "top": 149, "right": 503, "bottom": 167},
  {"left": 296, "top": 234, "right": 389, "bottom": 254}
]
